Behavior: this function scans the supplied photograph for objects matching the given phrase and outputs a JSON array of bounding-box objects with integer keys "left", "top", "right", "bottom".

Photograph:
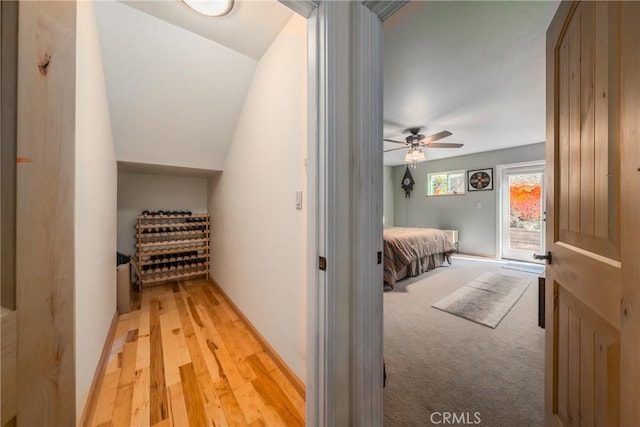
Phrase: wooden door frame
[
  {"left": 14, "top": 2, "right": 77, "bottom": 425},
  {"left": 618, "top": 2, "right": 640, "bottom": 424},
  {"left": 279, "top": 1, "right": 406, "bottom": 424}
]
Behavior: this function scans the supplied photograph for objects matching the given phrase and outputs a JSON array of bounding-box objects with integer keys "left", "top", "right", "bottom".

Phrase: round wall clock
[{"left": 467, "top": 168, "right": 493, "bottom": 191}]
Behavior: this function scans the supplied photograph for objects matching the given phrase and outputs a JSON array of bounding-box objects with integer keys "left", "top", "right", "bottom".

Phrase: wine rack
[{"left": 135, "top": 213, "right": 209, "bottom": 287}]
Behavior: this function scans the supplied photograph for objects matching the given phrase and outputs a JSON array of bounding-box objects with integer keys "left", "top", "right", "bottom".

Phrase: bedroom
[
  {"left": 378, "top": 0, "right": 639, "bottom": 425},
  {"left": 381, "top": 1, "right": 554, "bottom": 426}
]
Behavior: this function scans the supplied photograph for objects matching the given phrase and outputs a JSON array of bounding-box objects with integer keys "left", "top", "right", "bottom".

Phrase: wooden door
[{"left": 545, "top": 2, "right": 640, "bottom": 426}]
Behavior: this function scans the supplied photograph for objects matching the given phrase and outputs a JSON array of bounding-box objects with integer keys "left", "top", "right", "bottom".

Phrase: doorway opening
[{"left": 498, "top": 161, "right": 546, "bottom": 263}]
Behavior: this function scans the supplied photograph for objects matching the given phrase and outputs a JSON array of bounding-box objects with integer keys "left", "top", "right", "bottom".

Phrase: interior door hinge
[
  {"left": 319, "top": 256, "right": 327, "bottom": 271},
  {"left": 377, "top": 251, "right": 382, "bottom": 264}
]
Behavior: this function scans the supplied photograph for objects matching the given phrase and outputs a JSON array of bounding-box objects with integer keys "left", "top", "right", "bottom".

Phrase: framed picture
[{"left": 467, "top": 168, "right": 493, "bottom": 191}]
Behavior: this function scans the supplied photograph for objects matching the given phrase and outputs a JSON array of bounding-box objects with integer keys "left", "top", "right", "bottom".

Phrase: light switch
[
  {"left": 296, "top": 191, "right": 303, "bottom": 210},
  {"left": 476, "top": 202, "right": 482, "bottom": 209}
]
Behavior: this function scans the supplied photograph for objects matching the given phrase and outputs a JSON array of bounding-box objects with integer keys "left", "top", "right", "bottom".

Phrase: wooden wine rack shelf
[
  {"left": 136, "top": 238, "right": 209, "bottom": 248},
  {"left": 136, "top": 213, "right": 209, "bottom": 288}
]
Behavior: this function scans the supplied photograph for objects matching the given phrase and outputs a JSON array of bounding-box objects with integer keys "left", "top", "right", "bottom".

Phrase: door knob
[{"left": 533, "top": 251, "right": 552, "bottom": 264}]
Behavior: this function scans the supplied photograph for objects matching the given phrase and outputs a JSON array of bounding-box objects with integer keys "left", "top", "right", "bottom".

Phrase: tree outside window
[{"left": 509, "top": 173, "right": 542, "bottom": 230}]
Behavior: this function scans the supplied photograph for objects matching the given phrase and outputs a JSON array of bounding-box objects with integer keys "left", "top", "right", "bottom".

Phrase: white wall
[
  {"left": 208, "top": 15, "right": 307, "bottom": 382},
  {"left": 75, "top": 1, "right": 118, "bottom": 419},
  {"left": 94, "top": 1, "right": 257, "bottom": 171},
  {"left": 383, "top": 165, "right": 395, "bottom": 226},
  {"left": 117, "top": 172, "right": 209, "bottom": 257}
]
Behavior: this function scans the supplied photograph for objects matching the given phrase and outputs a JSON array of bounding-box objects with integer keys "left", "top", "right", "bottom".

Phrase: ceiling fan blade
[
  {"left": 383, "top": 138, "right": 407, "bottom": 144},
  {"left": 423, "top": 142, "right": 464, "bottom": 148},
  {"left": 383, "top": 146, "right": 409, "bottom": 153},
  {"left": 420, "top": 130, "right": 452, "bottom": 144}
]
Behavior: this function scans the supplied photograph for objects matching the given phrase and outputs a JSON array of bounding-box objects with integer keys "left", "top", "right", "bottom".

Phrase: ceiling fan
[
  {"left": 383, "top": 127, "right": 464, "bottom": 152},
  {"left": 383, "top": 127, "right": 464, "bottom": 168}
]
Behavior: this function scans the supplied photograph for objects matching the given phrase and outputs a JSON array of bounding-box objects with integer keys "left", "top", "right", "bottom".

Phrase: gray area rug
[
  {"left": 432, "top": 272, "right": 531, "bottom": 328},
  {"left": 384, "top": 258, "right": 544, "bottom": 426}
]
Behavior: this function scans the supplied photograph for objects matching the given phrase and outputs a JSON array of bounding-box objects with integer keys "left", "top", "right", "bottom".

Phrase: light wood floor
[{"left": 86, "top": 279, "right": 305, "bottom": 427}]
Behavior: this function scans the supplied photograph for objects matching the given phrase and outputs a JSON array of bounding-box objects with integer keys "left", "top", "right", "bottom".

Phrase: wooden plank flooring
[{"left": 86, "top": 279, "right": 305, "bottom": 426}]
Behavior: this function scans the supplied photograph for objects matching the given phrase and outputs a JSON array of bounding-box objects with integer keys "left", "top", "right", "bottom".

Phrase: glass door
[{"left": 501, "top": 164, "right": 545, "bottom": 262}]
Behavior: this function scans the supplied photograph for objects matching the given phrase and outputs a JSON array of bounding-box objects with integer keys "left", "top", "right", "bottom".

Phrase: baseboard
[
  {"left": 209, "top": 279, "right": 306, "bottom": 399},
  {"left": 79, "top": 311, "right": 119, "bottom": 427},
  {"left": 455, "top": 251, "right": 498, "bottom": 260}
]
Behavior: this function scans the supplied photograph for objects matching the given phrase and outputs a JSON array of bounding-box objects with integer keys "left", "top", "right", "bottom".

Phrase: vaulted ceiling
[
  {"left": 94, "top": 0, "right": 292, "bottom": 171},
  {"left": 383, "top": 1, "right": 559, "bottom": 166},
  {"left": 121, "top": 0, "right": 293, "bottom": 60}
]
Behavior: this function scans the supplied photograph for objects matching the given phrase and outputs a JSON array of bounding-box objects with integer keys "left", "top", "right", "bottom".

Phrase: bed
[{"left": 383, "top": 226, "right": 456, "bottom": 289}]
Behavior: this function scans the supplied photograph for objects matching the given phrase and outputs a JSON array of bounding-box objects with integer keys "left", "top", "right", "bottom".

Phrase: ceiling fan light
[
  {"left": 404, "top": 147, "right": 425, "bottom": 168},
  {"left": 404, "top": 151, "right": 413, "bottom": 162},
  {"left": 182, "top": 0, "right": 234, "bottom": 17}
]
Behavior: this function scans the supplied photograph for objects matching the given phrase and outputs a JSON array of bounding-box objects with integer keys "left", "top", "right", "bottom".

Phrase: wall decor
[
  {"left": 467, "top": 168, "right": 493, "bottom": 191},
  {"left": 401, "top": 166, "right": 415, "bottom": 198}
]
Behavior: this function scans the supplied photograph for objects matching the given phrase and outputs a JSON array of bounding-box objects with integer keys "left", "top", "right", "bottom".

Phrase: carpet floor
[{"left": 384, "top": 257, "right": 544, "bottom": 426}]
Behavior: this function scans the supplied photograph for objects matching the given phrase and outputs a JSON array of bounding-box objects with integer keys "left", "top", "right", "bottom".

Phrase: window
[{"left": 427, "top": 170, "right": 465, "bottom": 196}]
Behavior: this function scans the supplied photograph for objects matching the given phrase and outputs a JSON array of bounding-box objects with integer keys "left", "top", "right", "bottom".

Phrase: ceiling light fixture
[
  {"left": 404, "top": 147, "right": 425, "bottom": 169},
  {"left": 182, "top": 0, "right": 234, "bottom": 17}
]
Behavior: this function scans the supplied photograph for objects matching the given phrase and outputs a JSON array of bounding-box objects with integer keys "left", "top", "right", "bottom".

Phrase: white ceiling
[
  {"left": 122, "top": 0, "right": 293, "bottom": 60},
  {"left": 383, "top": 1, "right": 559, "bottom": 166},
  {"left": 94, "top": 0, "right": 292, "bottom": 171},
  {"left": 97, "top": 0, "right": 559, "bottom": 171}
]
